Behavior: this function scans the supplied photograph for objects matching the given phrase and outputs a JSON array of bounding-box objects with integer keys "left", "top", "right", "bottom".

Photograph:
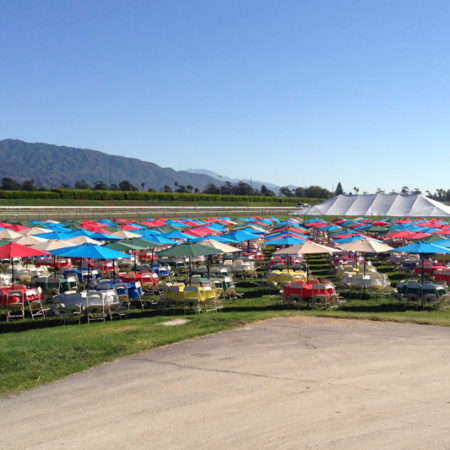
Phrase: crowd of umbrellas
[{"left": 1, "top": 215, "right": 450, "bottom": 317}]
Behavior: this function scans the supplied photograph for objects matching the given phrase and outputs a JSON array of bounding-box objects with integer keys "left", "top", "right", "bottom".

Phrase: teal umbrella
[
  {"left": 50, "top": 243, "right": 131, "bottom": 284},
  {"left": 390, "top": 242, "right": 450, "bottom": 307},
  {"left": 157, "top": 242, "right": 223, "bottom": 284}
]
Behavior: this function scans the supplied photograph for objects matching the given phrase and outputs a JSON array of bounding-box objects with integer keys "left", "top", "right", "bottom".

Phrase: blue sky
[{"left": 1, "top": 0, "right": 449, "bottom": 194}]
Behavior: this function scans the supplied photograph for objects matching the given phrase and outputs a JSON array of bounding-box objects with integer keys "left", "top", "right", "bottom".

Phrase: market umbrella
[
  {"left": 0, "top": 229, "right": 23, "bottom": 240},
  {"left": 273, "top": 241, "right": 339, "bottom": 282},
  {"left": 31, "top": 239, "right": 77, "bottom": 275},
  {"left": 19, "top": 226, "right": 52, "bottom": 236},
  {"left": 336, "top": 238, "right": 394, "bottom": 295},
  {"left": 262, "top": 236, "right": 308, "bottom": 269},
  {"left": 122, "top": 238, "right": 162, "bottom": 270},
  {"left": 50, "top": 243, "right": 132, "bottom": 286},
  {"left": 62, "top": 236, "right": 101, "bottom": 246},
  {"left": 390, "top": 242, "right": 450, "bottom": 307},
  {"left": 105, "top": 241, "right": 144, "bottom": 272},
  {"left": 12, "top": 235, "right": 48, "bottom": 246},
  {"left": 197, "top": 238, "right": 241, "bottom": 278},
  {"left": 157, "top": 242, "right": 223, "bottom": 284},
  {"left": 111, "top": 229, "right": 142, "bottom": 239},
  {"left": 0, "top": 243, "right": 49, "bottom": 286}
]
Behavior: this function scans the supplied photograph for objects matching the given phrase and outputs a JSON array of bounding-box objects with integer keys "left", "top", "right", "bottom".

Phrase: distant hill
[
  {"left": 187, "top": 168, "right": 295, "bottom": 194},
  {"left": 0, "top": 139, "right": 221, "bottom": 190}
]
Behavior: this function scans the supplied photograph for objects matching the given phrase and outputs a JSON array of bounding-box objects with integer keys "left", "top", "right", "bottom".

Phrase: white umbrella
[
  {"left": 31, "top": 240, "right": 76, "bottom": 251},
  {"left": 19, "top": 227, "right": 52, "bottom": 236},
  {"left": 111, "top": 230, "right": 142, "bottom": 239},
  {"left": 0, "top": 229, "right": 23, "bottom": 240},
  {"left": 273, "top": 241, "right": 339, "bottom": 282},
  {"left": 200, "top": 239, "right": 241, "bottom": 253},
  {"left": 336, "top": 238, "right": 393, "bottom": 254},
  {"left": 62, "top": 236, "right": 101, "bottom": 246},
  {"left": 12, "top": 235, "right": 48, "bottom": 246},
  {"left": 273, "top": 241, "right": 339, "bottom": 256}
]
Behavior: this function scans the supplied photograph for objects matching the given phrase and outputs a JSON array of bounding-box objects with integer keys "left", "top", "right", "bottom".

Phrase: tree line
[
  {"left": 1, "top": 177, "right": 448, "bottom": 202},
  {"left": 0, "top": 177, "right": 333, "bottom": 199}
]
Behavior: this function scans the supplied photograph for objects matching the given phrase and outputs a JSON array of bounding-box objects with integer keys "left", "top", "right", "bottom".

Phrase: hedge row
[
  {"left": 0, "top": 190, "right": 60, "bottom": 199},
  {"left": 52, "top": 189, "right": 303, "bottom": 203},
  {"left": 0, "top": 189, "right": 319, "bottom": 205}
]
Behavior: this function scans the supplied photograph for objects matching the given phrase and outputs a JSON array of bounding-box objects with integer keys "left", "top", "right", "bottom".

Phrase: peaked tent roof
[{"left": 291, "top": 194, "right": 450, "bottom": 217}]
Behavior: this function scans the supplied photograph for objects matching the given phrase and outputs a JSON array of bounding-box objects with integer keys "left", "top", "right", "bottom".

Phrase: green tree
[
  {"left": 21, "top": 179, "right": 37, "bottom": 191},
  {"left": 119, "top": 180, "right": 138, "bottom": 191},
  {"left": 335, "top": 182, "right": 344, "bottom": 195},
  {"left": 94, "top": 181, "right": 108, "bottom": 190},
  {"left": 259, "top": 185, "right": 275, "bottom": 196},
  {"left": 294, "top": 187, "right": 306, "bottom": 197},
  {"left": 1, "top": 177, "right": 21, "bottom": 190},
  {"left": 202, "top": 184, "right": 220, "bottom": 194},
  {"left": 279, "top": 186, "right": 293, "bottom": 197},
  {"left": 74, "top": 179, "right": 91, "bottom": 189}
]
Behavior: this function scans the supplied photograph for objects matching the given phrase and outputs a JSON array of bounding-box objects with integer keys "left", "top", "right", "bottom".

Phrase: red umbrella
[{"left": 0, "top": 243, "right": 49, "bottom": 286}]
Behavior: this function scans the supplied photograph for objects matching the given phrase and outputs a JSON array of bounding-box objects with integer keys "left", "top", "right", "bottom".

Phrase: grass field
[
  {"left": 2, "top": 290, "right": 450, "bottom": 397},
  {"left": 1, "top": 246, "right": 449, "bottom": 398}
]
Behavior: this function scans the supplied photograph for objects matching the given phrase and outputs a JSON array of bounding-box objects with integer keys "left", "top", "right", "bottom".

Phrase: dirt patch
[{"left": 159, "top": 319, "right": 191, "bottom": 326}]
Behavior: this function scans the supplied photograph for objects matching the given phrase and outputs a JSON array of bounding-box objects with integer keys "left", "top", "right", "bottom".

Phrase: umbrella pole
[
  {"left": 88, "top": 258, "right": 91, "bottom": 290},
  {"left": 207, "top": 255, "right": 211, "bottom": 279},
  {"left": 54, "top": 255, "right": 57, "bottom": 277},
  {"left": 189, "top": 257, "right": 192, "bottom": 286},
  {"left": 11, "top": 257, "right": 14, "bottom": 288},
  {"left": 113, "top": 259, "right": 116, "bottom": 281},
  {"left": 421, "top": 256, "right": 424, "bottom": 309},
  {"left": 306, "top": 254, "right": 309, "bottom": 283},
  {"left": 363, "top": 255, "right": 366, "bottom": 298}
]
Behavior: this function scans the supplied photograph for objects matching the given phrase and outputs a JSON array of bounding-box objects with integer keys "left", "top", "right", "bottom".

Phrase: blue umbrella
[
  {"left": 145, "top": 235, "right": 176, "bottom": 245},
  {"left": 222, "top": 230, "right": 259, "bottom": 243},
  {"left": 49, "top": 243, "right": 131, "bottom": 259},
  {"left": 431, "top": 239, "right": 450, "bottom": 248},
  {"left": 50, "top": 243, "right": 132, "bottom": 284},
  {"left": 391, "top": 242, "right": 450, "bottom": 306},
  {"left": 162, "top": 231, "right": 194, "bottom": 240},
  {"left": 262, "top": 236, "right": 306, "bottom": 246},
  {"left": 392, "top": 242, "right": 450, "bottom": 255}
]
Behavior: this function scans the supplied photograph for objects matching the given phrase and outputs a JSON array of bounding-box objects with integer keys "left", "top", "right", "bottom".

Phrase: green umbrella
[
  {"left": 157, "top": 242, "right": 223, "bottom": 284},
  {"left": 425, "top": 234, "right": 448, "bottom": 243},
  {"left": 105, "top": 241, "right": 142, "bottom": 272},
  {"left": 123, "top": 238, "right": 160, "bottom": 249},
  {"left": 152, "top": 225, "right": 179, "bottom": 233},
  {"left": 104, "top": 242, "right": 141, "bottom": 252},
  {"left": 367, "top": 225, "right": 390, "bottom": 233},
  {"left": 0, "top": 239, "right": 8, "bottom": 247}
]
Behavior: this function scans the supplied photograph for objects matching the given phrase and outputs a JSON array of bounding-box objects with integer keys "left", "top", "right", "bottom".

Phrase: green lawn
[
  {"left": 1, "top": 252, "right": 448, "bottom": 397},
  {"left": 2, "top": 293, "right": 450, "bottom": 397}
]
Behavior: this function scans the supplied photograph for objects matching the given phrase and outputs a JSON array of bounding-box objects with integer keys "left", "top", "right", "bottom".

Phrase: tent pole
[{"left": 11, "top": 257, "right": 14, "bottom": 288}]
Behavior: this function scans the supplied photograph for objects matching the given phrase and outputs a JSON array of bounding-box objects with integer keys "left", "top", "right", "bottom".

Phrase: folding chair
[
  {"left": 6, "top": 290, "right": 25, "bottom": 321},
  {"left": 184, "top": 286, "right": 202, "bottom": 314},
  {"left": 86, "top": 291, "right": 106, "bottom": 323}
]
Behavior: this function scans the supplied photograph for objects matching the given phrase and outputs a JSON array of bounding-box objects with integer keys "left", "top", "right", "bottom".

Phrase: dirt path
[{"left": 2, "top": 316, "right": 450, "bottom": 449}]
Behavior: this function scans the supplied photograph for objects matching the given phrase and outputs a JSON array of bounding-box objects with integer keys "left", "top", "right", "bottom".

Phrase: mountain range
[{"left": 0, "top": 139, "right": 285, "bottom": 192}]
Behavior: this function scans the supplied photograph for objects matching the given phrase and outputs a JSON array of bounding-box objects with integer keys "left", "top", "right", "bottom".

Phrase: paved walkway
[{"left": 2, "top": 316, "right": 450, "bottom": 449}]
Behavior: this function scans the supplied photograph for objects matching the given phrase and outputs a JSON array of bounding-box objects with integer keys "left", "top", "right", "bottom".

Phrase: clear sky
[{"left": 1, "top": 0, "right": 449, "bottom": 194}]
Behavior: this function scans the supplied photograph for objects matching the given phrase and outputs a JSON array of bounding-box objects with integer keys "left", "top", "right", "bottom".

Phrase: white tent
[{"left": 291, "top": 194, "right": 450, "bottom": 217}]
